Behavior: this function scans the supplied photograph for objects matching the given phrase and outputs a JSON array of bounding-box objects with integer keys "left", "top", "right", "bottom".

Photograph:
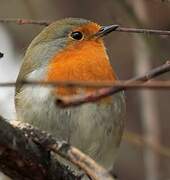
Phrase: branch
[
  {"left": 0, "top": 116, "right": 113, "bottom": 180},
  {"left": 2, "top": 80, "right": 170, "bottom": 89},
  {"left": 161, "top": 0, "right": 170, "bottom": 2},
  {"left": 0, "top": 18, "right": 49, "bottom": 26},
  {"left": 123, "top": 131, "right": 170, "bottom": 158},
  {"left": 1, "top": 18, "right": 170, "bottom": 36},
  {"left": 1, "top": 116, "right": 170, "bottom": 179},
  {"left": 56, "top": 61, "right": 170, "bottom": 107},
  {"left": 116, "top": 27, "right": 170, "bottom": 36},
  {"left": 0, "top": 62, "right": 169, "bottom": 107},
  {"left": 13, "top": 121, "right": 114, "bottom": 180},
  {"left": 0, "top": 116, "right": 77, "bottom": 180}
]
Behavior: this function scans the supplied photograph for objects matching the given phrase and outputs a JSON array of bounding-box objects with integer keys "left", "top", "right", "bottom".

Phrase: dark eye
[{"left": 70, "top": 31, "right": 83, "bottom": 40}]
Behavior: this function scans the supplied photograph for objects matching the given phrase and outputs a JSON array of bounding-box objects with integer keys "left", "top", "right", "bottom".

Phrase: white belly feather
[{"left": 15, "top": 69, "right": 125, "bottom": 169}]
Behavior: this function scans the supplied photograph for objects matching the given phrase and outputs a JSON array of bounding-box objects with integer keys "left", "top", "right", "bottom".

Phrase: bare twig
[
  {"left": 56, "top": 61, "right": 170, "bottom": 107},
  {"left": 124, "top": 131, "right": 170, "bottom": 158},
  {"left": 0, "top": 62, "right": 169, "bottom": 107},
  {"left": 1, "top": 18, "right": 170, "bottom": 36},
  {"left": 161, "top": 0, "right": 170, "bottom": 2},
  {"left": 1, "top": 80, "right": 170, "bottom": 89},
  {"left": 116, "top": 27, "right": 170, "bottom": 36},
  {"left": 0, "top": 18, "right": 49, "bottom": 26}
]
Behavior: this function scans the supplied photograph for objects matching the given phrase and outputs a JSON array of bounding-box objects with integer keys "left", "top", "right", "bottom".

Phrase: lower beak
[{"left": 94, "top": 25, "right": 119, "bottom": 38}]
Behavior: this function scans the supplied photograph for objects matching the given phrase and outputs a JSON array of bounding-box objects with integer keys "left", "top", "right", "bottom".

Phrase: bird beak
[{"left": 94, "top": 25, "right": 119, "bottom": 38}]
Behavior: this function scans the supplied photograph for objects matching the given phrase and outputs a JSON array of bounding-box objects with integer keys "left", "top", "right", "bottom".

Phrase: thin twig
[
  {"left": 1, "top": 18, "right": 170, "bottom": 36},
  {"left": 116, "top": 27, "right": 170, "bottom": 36},
  {"left": 0, "top": 18, "right": 50, "bottom": 26},
  {"left": 0, "top": 62, "right": 169, "bottom": 107},
  {"left": 1, "top": 80, "right": 170, "bottom": 89},
  {"left": 161, "top": 0, "right": 170, "bottom": 2},
  {"left": 56, "top": 61, "right": 170, "bottom": 107},
  {"left": 123, "top": 131, "right": 170, "bottom": 158}
]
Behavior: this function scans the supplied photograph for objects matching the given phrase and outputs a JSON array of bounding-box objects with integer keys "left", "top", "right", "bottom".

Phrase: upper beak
[{"left": 94, "top": 25, "right": 119, "bottom": 38}]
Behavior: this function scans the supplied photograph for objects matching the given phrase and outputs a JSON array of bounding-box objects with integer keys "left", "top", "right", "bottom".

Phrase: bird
[{"left": 15, "top": 18, "right": 126, "bottom": 174}]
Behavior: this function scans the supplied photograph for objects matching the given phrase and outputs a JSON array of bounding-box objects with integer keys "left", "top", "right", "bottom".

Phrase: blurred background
[{"left": 0, "top": 0, "right": 170, "bottom": 179}]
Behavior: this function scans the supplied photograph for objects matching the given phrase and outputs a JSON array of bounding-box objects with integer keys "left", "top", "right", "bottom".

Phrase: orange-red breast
[{"left": 15, "top": 18, "right": 126, "bottom": 172}]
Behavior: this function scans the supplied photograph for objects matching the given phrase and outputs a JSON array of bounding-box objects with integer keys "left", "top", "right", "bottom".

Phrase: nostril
[{"left": 99, "top": 26, "right": 105, "bottom": 32}]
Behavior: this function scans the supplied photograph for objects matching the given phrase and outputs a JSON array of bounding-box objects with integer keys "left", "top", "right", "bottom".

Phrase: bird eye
[{"left": 70, "top": 31, "right": 83, "bottom": 40}]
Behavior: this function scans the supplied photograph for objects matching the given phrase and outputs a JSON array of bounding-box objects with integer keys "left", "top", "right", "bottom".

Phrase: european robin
[{"left": 15, "top": 18, "right": 126, "bottom": 173}]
